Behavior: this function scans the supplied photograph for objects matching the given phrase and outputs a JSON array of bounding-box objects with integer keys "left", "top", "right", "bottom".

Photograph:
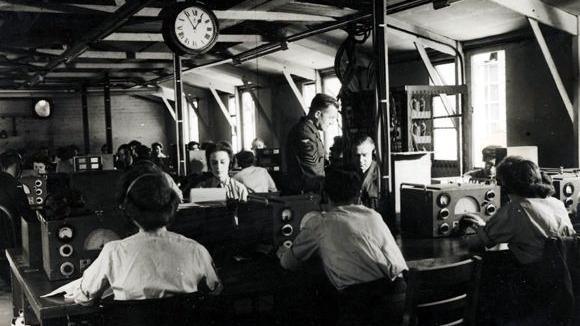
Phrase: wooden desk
[{"left": 7, "top": 236, "right": 473, "bottom": 325}]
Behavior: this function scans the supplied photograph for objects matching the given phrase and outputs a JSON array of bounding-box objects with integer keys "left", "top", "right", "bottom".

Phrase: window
[
  {"left": 227, "top": 95, "right": 241, "bottom": 153},
  {"left": 471, "top": 51, "right": 507, "bottom": 167},
  {"left": 302, "top": 82, "right": 316, "bottom": 115},
  {"left": 431, "top": 62, "right": 458, "bottom": 160},
  {"left": 241, "top": 91, "right": 256, "bottom": 150},
  {"left": 321, "top": 74, "right": 343, "bottom": 155},
  {"left": 322, "top": 75, "right": 341, "bottom": 98}
]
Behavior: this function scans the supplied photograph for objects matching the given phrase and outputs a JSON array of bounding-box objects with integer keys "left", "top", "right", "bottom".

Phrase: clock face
[{"left": 173, "top": 6, "right": 218, "bottom": 52}]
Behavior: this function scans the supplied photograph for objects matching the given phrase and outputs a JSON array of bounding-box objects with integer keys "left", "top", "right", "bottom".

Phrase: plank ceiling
[{"left": 0, "top": 0, "right": 574, "bottom": 92}]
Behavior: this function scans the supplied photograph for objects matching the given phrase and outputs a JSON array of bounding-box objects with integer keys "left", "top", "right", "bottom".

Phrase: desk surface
[{"left": 7, "top": 236, "right": 472, "bottom": 322}]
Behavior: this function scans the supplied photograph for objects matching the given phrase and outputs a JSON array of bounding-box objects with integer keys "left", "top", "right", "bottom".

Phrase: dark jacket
[
  {"left": 0, "top": 172, "right": 33, "bottom": 249},
  {"left": 360, "top": 160, "right": 381, "bottom": 211},
  {"left": 285, "top": 117, "right": 326, "bottom": 194}
]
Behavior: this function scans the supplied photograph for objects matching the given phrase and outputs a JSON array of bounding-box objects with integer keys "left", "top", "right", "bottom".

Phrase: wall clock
[{"left": 161, "top": 2, "right": 219, "bottom": 55}]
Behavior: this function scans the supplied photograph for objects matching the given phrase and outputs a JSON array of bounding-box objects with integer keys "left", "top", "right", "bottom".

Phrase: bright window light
[
  {"left": 241, "top": 91, "right": 256, "bottom": 150},
  {"left": 471, "top": 50, "right": 507, "bottom": 167}
]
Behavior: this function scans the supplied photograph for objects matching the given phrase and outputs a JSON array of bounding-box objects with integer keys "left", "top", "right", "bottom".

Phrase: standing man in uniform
[{"left": 285, "top": 93, "right": 339, "bottom": 194}]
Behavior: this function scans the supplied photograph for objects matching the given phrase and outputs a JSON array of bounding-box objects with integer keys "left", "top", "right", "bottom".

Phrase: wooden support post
[
  {"left": 185, "top": 96, "right": 210, "bottom": 135},
  {"left": 173, "top": 54, "right": 187, "bottom": 176},
  {"left": 81, "top": 85, "right": 91, "bottom": 153},
  {"left": 209, "top": 87, "right": 235, "bottom": 128},
  {"left": 282, "top": 67, "right": 307, "bottom": 112},
  {"left": 529, "top": 18, "right": 575, "bottom": 123},
  {"left": 161, "top": 97, "right": 176, "bottom": 121},
  {"left": 415, "top": 42, "right": 458, "bottom": 129},
  {"left": 103, "top": 75, "right": 113, "bottom": 155},
  {"left": 457, "top": 42, "right": 468, "bottom": 174},
  {"left": 373, "top": 0, "right": 390, "bottom": 193},
  {"left": 573, "top": 17, "right": 580, "bottom": 167}
]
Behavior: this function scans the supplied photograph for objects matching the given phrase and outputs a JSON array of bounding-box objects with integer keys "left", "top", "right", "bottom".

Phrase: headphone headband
[{"left": 124, "top": 173, "right": 160, "bottom": 200}]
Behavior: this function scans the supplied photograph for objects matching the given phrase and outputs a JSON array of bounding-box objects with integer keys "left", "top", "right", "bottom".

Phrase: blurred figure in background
[{"left": 233, "top": 151, "right": 277, "bottom": 193}]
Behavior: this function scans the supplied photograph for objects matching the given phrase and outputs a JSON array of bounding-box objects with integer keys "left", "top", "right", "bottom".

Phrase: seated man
[
  {"left": 69, "top": 168, "right": 221, "bottom": 305},
  {"left": 277, "top": 169, "right": 408, "bottom": 325},
  {"left": 464, "top": 145, "right": 501, "bottom": 181},
  {"left": 353, "top": 136, "right": 381, "bottom": 210},
  {"left": 233, "top": 151, "right": 277, "bottom": 193},
  {"left": 0, "top": 150, "right": 34, "bottom": 283}
]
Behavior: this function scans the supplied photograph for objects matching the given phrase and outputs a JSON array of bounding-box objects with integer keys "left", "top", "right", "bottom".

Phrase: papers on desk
[
  {"left": 189, "top": 188, "right": 226, "bottom": 203},
  {"left": 41, "top": 278, "right": 113, "bottom": 300},
  {"left": 41, "top": 278, "right": 81, "bottom": 298}
]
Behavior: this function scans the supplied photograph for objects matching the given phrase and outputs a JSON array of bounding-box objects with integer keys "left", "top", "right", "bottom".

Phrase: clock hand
[{"left": 186, "top": 15, "right": 197, "bottom": 30}]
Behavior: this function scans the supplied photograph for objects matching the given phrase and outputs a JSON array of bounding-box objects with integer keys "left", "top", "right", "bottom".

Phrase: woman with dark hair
[
  {"left": 461, "top": 156, "right": 575, "bottom": 324},
  {"left": 462, "top": 156, "right": 575, "bottom": 262},
  {"left": 114, "top": 144, "right": 133, "bottom": 171},
  {"left": 191, "top": 142, "right": 248, "bottom": 201},
  {"left": 68, "top": 169, "right": 220, "bottom": 305}
]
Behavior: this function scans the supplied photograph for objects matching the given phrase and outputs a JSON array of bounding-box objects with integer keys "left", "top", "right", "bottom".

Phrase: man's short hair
[
  {"left": 353, "top": 135, "right": 375, "bottom": 149},
  {"left": 205, "top": 142, "right": 233, "bottom": 167},
  {"left": 236, "top": 151, "right": 255, "bottom": 169},
  {"left": 482, "top": 145, "right": 501, "bottom": 161},
  {"left": 151, "top": 142, "right": 163, "bottom": 149},
  {"left": 0, "top": 150, "right": 22, "bottom": 171},
  {"left": 309, "top": 93, "right": 338, "bottom": 114},
  {"left": 324, "top": 169, "right": 362, "bottom": 204}
]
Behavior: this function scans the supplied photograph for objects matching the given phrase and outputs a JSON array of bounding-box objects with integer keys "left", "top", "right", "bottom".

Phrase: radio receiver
[
  {"left": 40, "top": 211, "right": 131, "bottom": 280},
  {"left": 401, "top": 183, "right": 500, "bottom": 238}
]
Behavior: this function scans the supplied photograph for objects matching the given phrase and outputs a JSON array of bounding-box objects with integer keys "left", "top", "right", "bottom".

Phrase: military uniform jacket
[{"left": 285, "top": 117, "right": 326, "bottom": 194}]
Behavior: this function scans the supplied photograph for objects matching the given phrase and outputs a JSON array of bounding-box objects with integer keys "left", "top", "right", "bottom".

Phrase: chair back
[
  {"left": 403, "top": 256, "right": 482, "bottom": 326},
  {"left": 102, "top": 292, "right": 209, "bottom": 326}
]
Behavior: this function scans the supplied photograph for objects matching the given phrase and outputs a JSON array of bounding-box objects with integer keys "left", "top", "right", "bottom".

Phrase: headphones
[
  {"left": 0, "top": 150, "right": 23, "bottom": 179},
  {"left": 120, "top": 173, "right": 159, "bottom": 211}
]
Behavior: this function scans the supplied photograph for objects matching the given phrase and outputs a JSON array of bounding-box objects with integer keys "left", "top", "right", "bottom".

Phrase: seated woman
[
  {"left": 232, "top": 151, "right": 277, "bottom": 193},
  {"left": 461, "top": 156, "right": 575, "bottom": 324},
  {"left": 187, "top": 142, "right": 248, "bottom": 201},
  {"left": 69, "top": 168, "right": 221, "bottom": 305}
]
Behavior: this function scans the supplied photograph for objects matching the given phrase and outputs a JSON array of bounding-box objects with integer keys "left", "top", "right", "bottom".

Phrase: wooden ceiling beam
[
  {"left": 489, "top": 0, "right": 578, "bottom": 35},
  {"left": 0, "top": 2, "right": 334, "bottom": 22},
  {"left": 221, "top": 0, "right": 291, "bottom": 29},
  {"left": 37, "top": 48, "right": 174, "bottom": 60},
  {"left": 103, "top": 33, "right": 265, "bottom": 43}
]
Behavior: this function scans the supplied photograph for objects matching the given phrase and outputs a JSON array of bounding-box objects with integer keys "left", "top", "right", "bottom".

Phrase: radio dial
[
  {"left": 281, "top": 208, "right": 293, "bottom": 222},
  {"left": 60, "top": 262, "right": 75, "bottom": 277},
  {"left": 436, "top": 193, "right": 450, "bottom": 208},
  {"left": 281, "top": 224, "right": 294, "bottom": 237},
  {"left": 35, "top": 180, "right": 43, "bottom": 187},
  {"left": 36, "top": 197, "right": 43, "bottom": 204},
  {"left": 564, "top": 198, "right": 574, "bottom": 208},
  {"left": 485, "top": 205, "right": 496, "bottom": 215},
  {"left": 438, "top": 208, "right": 450, "bottom": 220},
  {"left": 283, "top": 240, "right": 293, "bottom": 248},
  {"left": 485, "top": 190, "right": 496, "bottom": 201},
  {"left": 563, "top": 183, "right": 575, "bottom": 197},
  {"left": 59, "top": 244, "right": 73, "bottom": 257},
  {"left": 439, "top": 223, "right": 450, "bottom": 235},
  {"left": 35, "top": 188, "right": 43, "bottom": 196},
  {"left": 57, "top": 226, "right": 74, "bottom": 242}
]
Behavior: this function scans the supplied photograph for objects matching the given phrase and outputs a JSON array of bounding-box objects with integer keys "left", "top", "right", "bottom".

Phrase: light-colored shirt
[
  {"left": 279, "top": 204, "right": 408, "bottom": 290},
  {"left": 72, "top": 227, "right": 221, "bottom": 304},
  {"left": 475, "top": 195, "right": 576, "bottom": 264},
  {"left": 232, "top": 166, "right": 277, "bottom": 193}
]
